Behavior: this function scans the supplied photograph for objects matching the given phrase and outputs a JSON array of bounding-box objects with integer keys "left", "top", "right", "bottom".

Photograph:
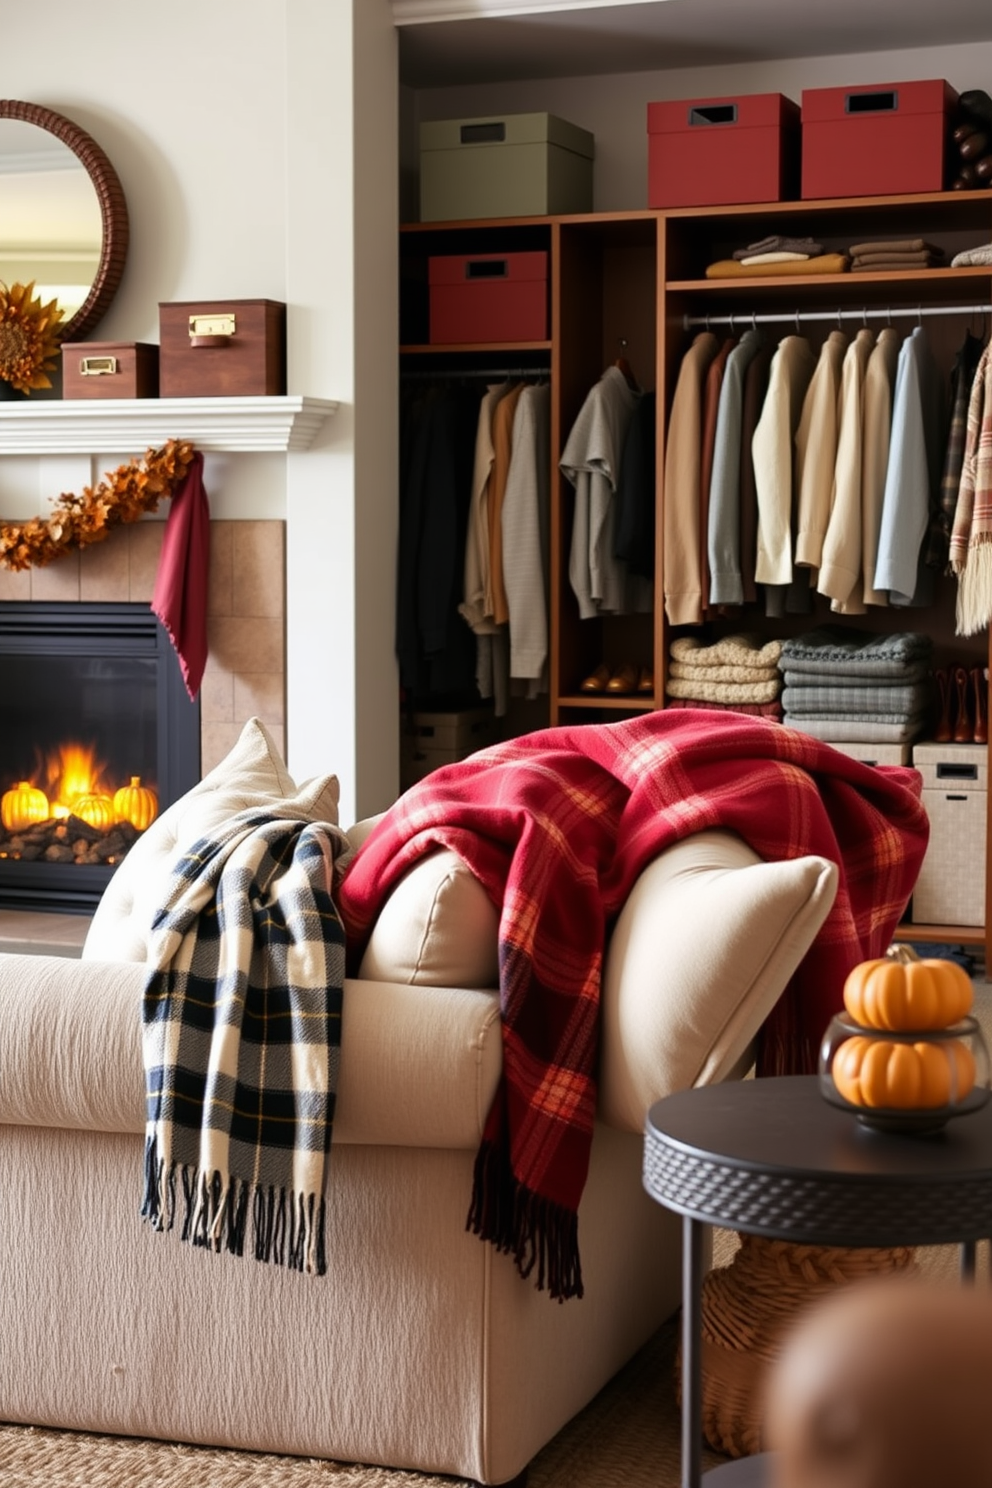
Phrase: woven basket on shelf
[{"left": 678, "top": 1233, "right": 917, "bottom": 1459}]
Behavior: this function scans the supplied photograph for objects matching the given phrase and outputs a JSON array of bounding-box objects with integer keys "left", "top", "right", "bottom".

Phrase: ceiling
[{"left": 395, "top": 0, "right": 992, "bottom": 89}]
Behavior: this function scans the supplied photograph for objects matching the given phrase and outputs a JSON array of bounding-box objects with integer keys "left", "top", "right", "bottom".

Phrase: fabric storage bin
[
  {"left": 821, "top": 742, "right": 912, "bottom": 768},
  {"left": 646, "top": 93, "right": 800, "bottom": 208},
  {"left": 61, "top": 342, "right": 159, "bottom": 399},
  {"left": 911, "top": 743, "right": 987, "bottom": 927},
  {"left": 419, "top": 113, "right": 594, "bottom": 222},
  {"left": 158, "top": 299, "right": 286, "bottom": 397},
  {"left": 801, "top": 80, "right": 958, "bottom": 199},
  {"left": 429, "top": 252, "right": 548, "bottom": 343},
  {"left": 401, "top": 707, "right": 498, "bottom": 790}
]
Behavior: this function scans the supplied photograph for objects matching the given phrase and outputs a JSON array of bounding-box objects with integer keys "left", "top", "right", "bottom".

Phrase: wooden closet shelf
[
  {"left": 557, "top": 694, "right": 657, "bottom": 712},
  {"left": 401, "top": 341, "right": 553, "bottom": 355},
  {"left": 667, "top": 265, "right": 992, "bottom": 295},
  {"left": 895, "top": 923, "right": 986, "bottom": 948}
]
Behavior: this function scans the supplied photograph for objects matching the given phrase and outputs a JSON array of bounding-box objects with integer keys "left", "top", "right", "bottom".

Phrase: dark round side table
[{"left": 643, "top": 1074, "right": 992, "bottom": 1488}]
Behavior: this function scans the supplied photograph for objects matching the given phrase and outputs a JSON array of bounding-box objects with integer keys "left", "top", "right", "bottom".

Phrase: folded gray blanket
[
  {"left": 786, "top": 713, "right": 930, "bottom": 744},
  {"left": 781, "top": 661, "right": 933, "bottom": 689},
  {"left": 781, "top": 682, "right": 933, "bottom": 716},
  {"left": 779, "top": 627, "right": 932, "bottom": 677}
]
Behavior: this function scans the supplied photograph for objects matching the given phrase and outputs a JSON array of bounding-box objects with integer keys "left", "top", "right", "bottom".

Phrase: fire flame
[{"left": 44, "top": 741, "right": 111, "bottom": 818}]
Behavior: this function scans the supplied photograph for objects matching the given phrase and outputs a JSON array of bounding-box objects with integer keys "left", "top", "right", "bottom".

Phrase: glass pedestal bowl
[{"left": 819, "top": 1014, "right": 991, "bottom": 1133}]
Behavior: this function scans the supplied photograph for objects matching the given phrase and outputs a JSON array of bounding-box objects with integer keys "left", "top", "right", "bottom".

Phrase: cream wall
[
  {"left": 410, "top": 39, "right": 992, "bottom": 212},
  {"left": 0, "top": 0, "right": 399, "bottom": 827}
]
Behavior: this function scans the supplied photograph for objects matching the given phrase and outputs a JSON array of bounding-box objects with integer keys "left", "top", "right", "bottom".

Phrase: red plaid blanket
[{"left": 336, "top": 711, "right": 928, "bottom": 1300}]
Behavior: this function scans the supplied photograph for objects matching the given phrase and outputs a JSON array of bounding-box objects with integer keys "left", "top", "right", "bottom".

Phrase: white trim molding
[
  {"left": 392, "top": 0, "right": 667, "bottom": 22},
  {"left": 0, "top": 396, "right": 339, "bottom": 455}
]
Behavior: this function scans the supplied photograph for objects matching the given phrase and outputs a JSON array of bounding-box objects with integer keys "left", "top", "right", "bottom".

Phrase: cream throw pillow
[
  {"left": 598, "top": 830, "right": 838, "bottom": 1132},
  {"left": 83, "top": 717, "right": 344, "bottom": 964},
  {"left": 357, "top": 846, "right": 500, "bottom": 989}
]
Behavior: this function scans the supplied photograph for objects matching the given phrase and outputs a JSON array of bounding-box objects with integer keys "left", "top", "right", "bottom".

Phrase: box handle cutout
[
  {"left": 688, "top": 104, "right": 738, "bottom": 126},
  {"left": 845, "top": 90, "right": 898, "bottom": 114},
  {"left": 944, "top": 793, "right": 970, "bottom": 801},
  {"left": 460, "top": 122, "right": 506, "bottom": 144},
  {"left": 937, "top": 763, "right": 979, "bottom": 780},
  {"left": 465, "top": 259, "right": 508, "bottom": 279},
  {"left": 79, "top": 356, "right": 119, "bottom": 376}
]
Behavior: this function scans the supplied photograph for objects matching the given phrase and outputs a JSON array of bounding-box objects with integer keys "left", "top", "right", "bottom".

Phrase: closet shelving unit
[{"left": 400, "top": 188, "right": 992, "bottom": 960}]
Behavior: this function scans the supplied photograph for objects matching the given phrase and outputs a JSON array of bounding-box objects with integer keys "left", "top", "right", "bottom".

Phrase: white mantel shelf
[{"left": 0, "top": 396, "right": 339, "bottom": 454}]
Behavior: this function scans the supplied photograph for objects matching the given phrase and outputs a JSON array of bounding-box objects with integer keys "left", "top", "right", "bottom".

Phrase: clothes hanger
[{"left": 614, "top": 337, "right": 638, "bottom": 390}]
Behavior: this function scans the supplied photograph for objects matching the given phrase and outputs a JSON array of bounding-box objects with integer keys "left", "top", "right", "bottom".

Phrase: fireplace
[{"left": 0, "top": 602, "right": 200, "bottom": 912}]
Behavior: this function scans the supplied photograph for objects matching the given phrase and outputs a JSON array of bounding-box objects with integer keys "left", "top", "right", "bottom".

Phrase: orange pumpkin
[
  {"left": 842, "top": 956, "right": 973, "bottom": 1032},
  {"left": 832, "top": 1034, "right": 976, "bottom": 1110},
  {"left": 113, "top": 775, "right": 158, "bottom": 831},
  {"left": 1, "top": 780, "right": 49, "bottom": 832},
  {"left": 72, "top": 792, "right": 115, "bottom": 830}
]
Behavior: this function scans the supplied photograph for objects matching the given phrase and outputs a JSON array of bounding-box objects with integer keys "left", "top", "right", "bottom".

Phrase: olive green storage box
[{"left": 419, "top": 112, "right": 594, "bottom": 221}]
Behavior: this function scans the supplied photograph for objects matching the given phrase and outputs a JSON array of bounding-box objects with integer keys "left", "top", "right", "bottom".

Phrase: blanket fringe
[
  {"left": 142, "top": 1136, "right": 326, "bottom": 1275},
  {"left": 955, "top": 536, "right": 992, "bottom": 637},
  {"left": 467, "top": 1138, "right": 583, "bottom": 1303}
]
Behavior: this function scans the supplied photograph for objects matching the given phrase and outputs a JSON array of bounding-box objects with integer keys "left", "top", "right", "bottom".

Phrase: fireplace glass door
[{"left": 0, "top": 602, "right": 200, "bottom": 912}]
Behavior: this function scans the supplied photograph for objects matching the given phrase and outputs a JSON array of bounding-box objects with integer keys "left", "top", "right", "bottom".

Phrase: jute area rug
[{"left": 0, "top": 1239, "right": 971, "bottom": 1488}]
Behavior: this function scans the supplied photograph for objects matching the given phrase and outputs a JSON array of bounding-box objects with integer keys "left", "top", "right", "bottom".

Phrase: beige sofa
[{"left": 0, "top": 719, "right": 838, "bottom": 1484}]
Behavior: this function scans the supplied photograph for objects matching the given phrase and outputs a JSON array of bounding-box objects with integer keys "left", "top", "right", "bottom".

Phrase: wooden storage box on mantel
[
  {"left": 61, "top": 341, "right": 159, "bottom": 400},
  {"left": 158, "top": 299, "right": 286, "bottom": 397}
]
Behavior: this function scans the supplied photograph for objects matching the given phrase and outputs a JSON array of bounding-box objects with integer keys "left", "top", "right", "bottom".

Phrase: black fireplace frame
[{"left": 0, "top": 601, "right": 201, "bottom": 914}]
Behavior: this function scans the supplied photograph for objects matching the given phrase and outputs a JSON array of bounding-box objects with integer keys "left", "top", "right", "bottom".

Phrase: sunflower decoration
[{"left": 0, "top": 280, "right": 64, "bottom": 394}]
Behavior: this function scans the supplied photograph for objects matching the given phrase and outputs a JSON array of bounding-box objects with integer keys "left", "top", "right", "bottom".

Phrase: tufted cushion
[
  {"left": 598, "top": 830, "right": 838, "bottom": 1132},
  {"left": 82, "top": 717, "right": 344, "bottom": 964}
]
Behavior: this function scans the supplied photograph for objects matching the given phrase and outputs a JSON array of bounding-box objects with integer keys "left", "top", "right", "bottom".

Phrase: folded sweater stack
[
  {"left": 666, "top": 633, "right": 783, "bottom": 716},
  {"left": 951, "top": 242, "right": 992, "bottom": 268},
  {"left": 779, "top": 627, "right": 935, "bottom": 743},
  {"left": 849, "top": 238, "right": 945, "bottom": 273}
]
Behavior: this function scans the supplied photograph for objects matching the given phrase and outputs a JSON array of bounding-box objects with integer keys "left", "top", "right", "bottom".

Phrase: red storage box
[
  {"left": 647, "top": 93, "right": 800, "bottom": 208},
  {"left": 428, "top": 251, "right": 548, "bottom": 344},
  {"left": 801, "top": 79, "right": 958, "bottom": 199}
]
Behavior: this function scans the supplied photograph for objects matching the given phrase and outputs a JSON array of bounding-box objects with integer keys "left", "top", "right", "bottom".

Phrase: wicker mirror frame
[{"left": 0, "top": 99, "right": 129, "bottom": 343}]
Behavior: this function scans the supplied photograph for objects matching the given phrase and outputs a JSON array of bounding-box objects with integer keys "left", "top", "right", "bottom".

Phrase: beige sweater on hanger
[{"left": 752, "top": 335, "right": 816, "bottom": 589}]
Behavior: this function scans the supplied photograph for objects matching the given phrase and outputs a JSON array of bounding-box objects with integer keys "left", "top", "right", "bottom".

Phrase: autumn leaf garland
[{"left": 0, "top": 439, "right": 196, "bottom": 571}]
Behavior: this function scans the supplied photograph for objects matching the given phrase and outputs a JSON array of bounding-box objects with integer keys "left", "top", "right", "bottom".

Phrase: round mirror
[{"left": 0, "top": 99, "right": 128, "bottom": 344}]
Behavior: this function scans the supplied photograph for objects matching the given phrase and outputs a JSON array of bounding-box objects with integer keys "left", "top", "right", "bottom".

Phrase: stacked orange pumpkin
[{"left": 829, "top": 955, "right": 980, "bottom": 1114}]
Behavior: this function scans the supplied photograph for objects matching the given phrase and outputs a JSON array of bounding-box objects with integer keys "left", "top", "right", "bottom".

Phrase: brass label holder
[{"left": 188, "top": 312, "right": 237, "bottom": 348}]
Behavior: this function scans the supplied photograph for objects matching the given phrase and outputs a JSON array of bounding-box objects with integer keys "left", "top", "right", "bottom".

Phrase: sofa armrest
[{"left": 0, "top": 952, "right": 503, "bottom": 1152}]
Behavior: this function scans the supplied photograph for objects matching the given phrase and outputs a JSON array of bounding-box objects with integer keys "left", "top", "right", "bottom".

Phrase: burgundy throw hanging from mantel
[{"left": 151, "top": 450, "right": 210, "bottom": 700}]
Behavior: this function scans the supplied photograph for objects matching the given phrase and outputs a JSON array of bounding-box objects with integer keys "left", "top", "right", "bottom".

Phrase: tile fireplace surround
[{"left": 0, "top": 516, "right": 285, "bottom": 954}]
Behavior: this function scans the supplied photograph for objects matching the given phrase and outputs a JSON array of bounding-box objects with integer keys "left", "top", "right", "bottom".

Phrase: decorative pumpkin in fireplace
[
  {"left": 73, "top": 792, "right": 115, "bottom": 830},
  {"left": 1, "top": 779, "right": 49, "bottom": 832},
  {"left": 113, "top": 776, "right": 158, "bottom": 831}
]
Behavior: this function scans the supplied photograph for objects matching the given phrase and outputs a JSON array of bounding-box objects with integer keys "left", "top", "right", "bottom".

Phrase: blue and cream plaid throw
[{"left": 141, "top": 807, "right": 348, "bottom": 1275}]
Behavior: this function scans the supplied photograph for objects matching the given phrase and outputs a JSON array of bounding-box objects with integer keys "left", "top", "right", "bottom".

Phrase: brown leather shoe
[
  {"left": 580, "top": 663, "right": 610, "bottom": 693},
  {"left": 637, "top": 666, "right": 653, "bottom": 694},
  {"left": 606, "top": 662, "right": 638, "bottom": 694}
]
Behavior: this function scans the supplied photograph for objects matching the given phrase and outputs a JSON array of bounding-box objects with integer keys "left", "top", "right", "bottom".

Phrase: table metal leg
[{"left": 682, "top": 1215, "right": 705, "bottom": 1488}]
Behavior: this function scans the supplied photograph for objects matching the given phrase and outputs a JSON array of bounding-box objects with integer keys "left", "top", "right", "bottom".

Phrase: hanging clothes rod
[{"left": 683, "top": 302, "right": 992, "bottom": 331}]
